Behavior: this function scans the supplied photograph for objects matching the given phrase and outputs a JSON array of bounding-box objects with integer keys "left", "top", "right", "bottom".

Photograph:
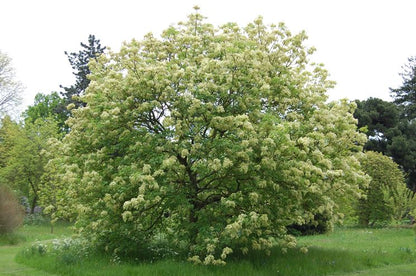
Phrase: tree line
[{"left": 0, "top": 35, "right": 105, "bottom": 216}]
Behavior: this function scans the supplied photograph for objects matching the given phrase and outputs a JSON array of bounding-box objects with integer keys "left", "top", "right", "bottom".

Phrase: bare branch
[{"left": 0, "top": 51, "right": 23, "bottom": 116}]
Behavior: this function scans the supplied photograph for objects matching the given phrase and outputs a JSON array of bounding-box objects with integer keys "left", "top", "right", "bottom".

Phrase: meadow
[{"left": 1, "top": 224, "right": 416, "bottom": 275}]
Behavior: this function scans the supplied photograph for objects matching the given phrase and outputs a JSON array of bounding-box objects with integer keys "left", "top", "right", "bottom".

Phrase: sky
[{"left": 2, "top": 0, "right": 416, "bottom": 112}]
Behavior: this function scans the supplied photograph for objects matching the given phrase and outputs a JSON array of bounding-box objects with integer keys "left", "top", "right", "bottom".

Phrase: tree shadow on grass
[
  {"left": 216, "top": 246, "right": 391, "bottom": 276},
  {"left": 15, "top": 244, "right": 415, "bottom": 276}
]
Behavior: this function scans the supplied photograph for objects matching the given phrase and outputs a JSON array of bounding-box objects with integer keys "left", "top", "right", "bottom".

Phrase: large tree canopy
[{"left": 54, "top": 10, "right": 367, "bottom": 264}]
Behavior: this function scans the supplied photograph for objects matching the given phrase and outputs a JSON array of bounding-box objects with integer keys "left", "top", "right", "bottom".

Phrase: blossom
[{"left": 221, "top": 247, "right": 233, "bottom": 259}]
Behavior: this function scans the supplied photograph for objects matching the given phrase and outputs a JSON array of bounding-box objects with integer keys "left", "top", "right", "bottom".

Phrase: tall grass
[{"left": 14, "top": 226, "right": 416, "bottom": 276}]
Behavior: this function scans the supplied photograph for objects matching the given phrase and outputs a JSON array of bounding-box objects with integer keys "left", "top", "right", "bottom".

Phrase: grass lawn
[
  {"left": 1, "top": 224, "right": 416, "bottom": 275},
  {"left": 0, "top": 223, "right": 72, "bottom": 276}
]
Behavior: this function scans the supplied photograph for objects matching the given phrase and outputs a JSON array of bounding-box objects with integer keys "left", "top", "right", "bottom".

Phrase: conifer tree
[{"left": 60, "top": 35, "right": 106, "bottom": 110}]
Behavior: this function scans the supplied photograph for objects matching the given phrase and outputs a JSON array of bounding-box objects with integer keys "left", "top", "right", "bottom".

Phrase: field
[{"left": 1, "top": 225, "right": 416, "bottom": 275}]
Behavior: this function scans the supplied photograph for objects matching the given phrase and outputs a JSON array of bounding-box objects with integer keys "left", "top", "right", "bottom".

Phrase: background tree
[
  {"left": 357, "top": 151, "right": 408, "bottom": 226},
  {"left": 391, "top": 56, "right": 416, "bottom": 119},
  {"left": 0, "top": 117, "right": 26, "bottom": 196},
  {"left": 23, "top": 92, "right": 68, "bottom": 133},
  {"left": 387, "top": 122, "right": 416, "bottom": 191},
  {"left": 60, "top": 35, "right": 106, "bottom": 111},
  {"left": 0, "top": 115, "right": 61, "bottom": 213},
  {"left": 0, "top": 51, "right": 22, "bottom": 116},
  {"left": 39, "top": 137, "right": 77, "bottom": 233},
  {"left": 354, "top": 98, "right": 400, "bottom": 153},
  {"left": 354, "top": 99, "right": 416, "bottom": 192},
  {"left": 54, "top": 11, "right": 367, "bottom": 264}
]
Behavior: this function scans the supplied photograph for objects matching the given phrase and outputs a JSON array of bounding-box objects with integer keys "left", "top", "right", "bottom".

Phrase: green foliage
[
  {"left": 52, "top": 10, "right": 367, "bottom": 264},
  {"left": 0, "top": 116, "right": 28, "bottom": 196},
  {"left": 0, "top": 115, "right": 61, "bottom": 213},
  {"left": 387, "top": 56, "right": 416, "bottom": 191},
  {"left": 287, "top": 213, "right": 332, "bottom": 236},
  {"left": 39, "top": 138, "right": 77, "bottom": 227},
  {"left": 0, "top": 184, "right": 24, "bottom": 234},
  {"left": 17, "top": 92, "right": 68, "bottom": 228},
  {"left": 354, "top": 98, "right": 416, "bottom": 192},
  {"left": 388, "top": 122, "right": 416, "bottom": 191},
  {"left": 354, "top": 98, "right": 400, "bottom": 153},
  {"left": 23, "top": 92, "right": 68, "bottom": 133},
  {"left": 357, "top": 151, "right": 408, "bottom": 226}
]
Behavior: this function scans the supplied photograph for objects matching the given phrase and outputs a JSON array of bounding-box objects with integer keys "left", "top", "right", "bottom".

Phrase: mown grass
[{"left": 10, "top": 225, "right": 416, "bottom": 276}]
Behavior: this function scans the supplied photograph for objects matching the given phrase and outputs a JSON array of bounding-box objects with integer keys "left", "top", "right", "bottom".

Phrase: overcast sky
[{"left": 2, "top": 0, "right": 416, "bottom": 112}]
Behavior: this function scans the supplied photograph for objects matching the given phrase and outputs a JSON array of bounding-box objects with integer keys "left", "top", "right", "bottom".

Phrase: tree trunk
[
  {"left": 189, "top": 207, "right": 198, "bottom": 247},
  {"left": 28, "top": 177, "right": 38, "bottom": 215},
  {"left": 30, "top": 195, "right": 38, "bottom": 214}
]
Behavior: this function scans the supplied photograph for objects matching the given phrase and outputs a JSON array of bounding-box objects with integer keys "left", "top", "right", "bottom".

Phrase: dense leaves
[
  {"left": 355, "top": 99, "right": 416, "bottom": 191},
  {"left": 0, "top": 115, "right": 61, "bottom": 213},
  {"left": 23, "top": 92, "right": 67, "bottom": 133},
  {"left": 354, "top": 98, "right": 400, "bottom": 148},
  {"left": 357, "top": 151, "right": 408, "bottom": 226},
  {"left": 53, "top": 11, "right": 367, "bottom": 264}
]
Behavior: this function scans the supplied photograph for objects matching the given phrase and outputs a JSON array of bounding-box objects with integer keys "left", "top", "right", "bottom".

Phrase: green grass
[
  {"left": 3, "top": 225, "right": 416, "bottom": 275},
  {"left": 0, "top": 232, "right": 26, "bottom": 246},
  {"left": 344, "top": 263, "right": 416, "bottom": 275},
  {"left": 0, "top": 223, "right": 73, "bottom": 276},
  {"left": 9, "top": 223, "right": 73, "bottom": 244}
]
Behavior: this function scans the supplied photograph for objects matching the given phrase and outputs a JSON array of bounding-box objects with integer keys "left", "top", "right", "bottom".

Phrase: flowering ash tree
[{"left": 54, "top": 9, "right": 368, "bottom": 264}]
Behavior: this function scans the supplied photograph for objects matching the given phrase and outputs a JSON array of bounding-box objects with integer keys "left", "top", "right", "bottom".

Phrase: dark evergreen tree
[
  {"left": 60, "top": 35, "right": 106, "bottom": 110},
  {"left": 354, "top": 98, "right": 416, "bottom": 192},
  {"left": 354, "top": 98, "right": 401, "bottom": 153},
  {"left": 388, "top": 122, "right": 416, "bottom": 191},
  {"left": 391, "top": 56, "right": 416, "bottom": 119}
]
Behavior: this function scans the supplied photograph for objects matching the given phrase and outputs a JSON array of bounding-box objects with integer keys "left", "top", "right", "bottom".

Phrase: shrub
[
  {"left": 287, "top": 213, "right": 332, "bottom": 236},
  {"left": 24, "top": 213, "right": 49, "bottom": 226},
  {"left": 20, "top": 237, "right": 91, "bottom": 265},
  {"left": 357, "top": 151, "right": 408, "bottom": 226},
  {"left": 0, "top": 184, "right": 24, "bottom": 234}
]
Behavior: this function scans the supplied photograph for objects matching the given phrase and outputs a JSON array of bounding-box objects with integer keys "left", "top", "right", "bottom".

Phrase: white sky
[{"left": 2, "top": 0, "right": 416, "bottom": 112}]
